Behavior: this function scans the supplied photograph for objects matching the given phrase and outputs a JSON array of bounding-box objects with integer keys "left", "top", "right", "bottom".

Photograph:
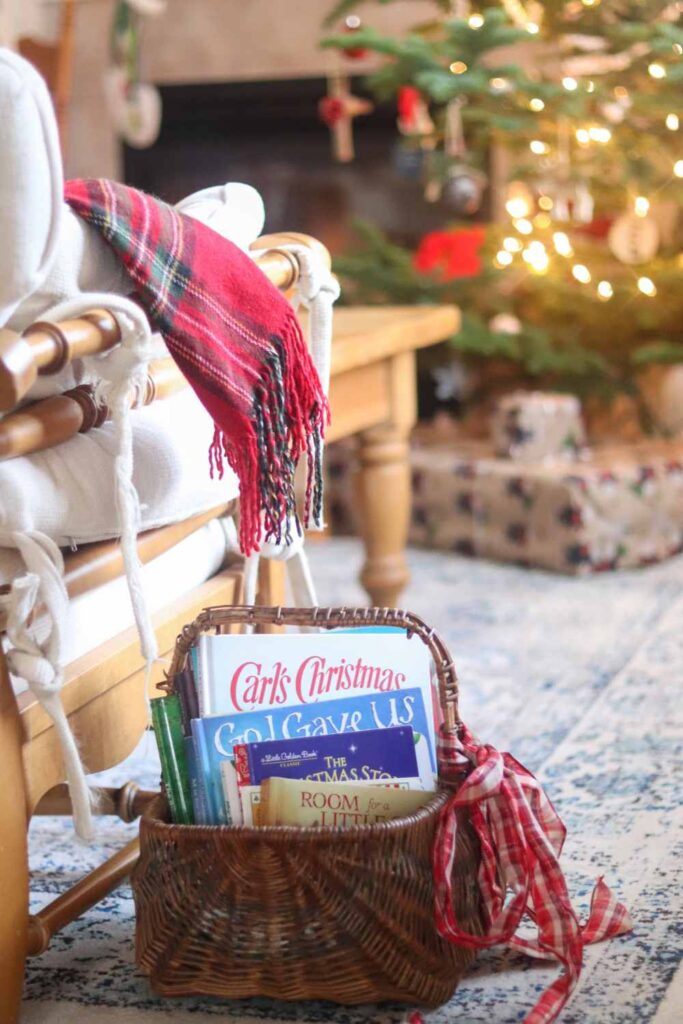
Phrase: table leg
[{"left": 355, "top": 424, "right": 411, "bottom": 607}]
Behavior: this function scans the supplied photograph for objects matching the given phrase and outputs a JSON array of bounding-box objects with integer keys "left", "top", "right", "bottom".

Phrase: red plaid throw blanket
[
  {"left": 411, "top": 725, "right": 633, "bottom": 1024},
  {"left": 65, "top": 178, "right": 327, "bottom": 554}
]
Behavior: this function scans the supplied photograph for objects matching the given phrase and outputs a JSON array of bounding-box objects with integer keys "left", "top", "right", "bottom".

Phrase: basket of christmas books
[{"left": 132, "top": 604, "right": 632, "bottom": 1018}]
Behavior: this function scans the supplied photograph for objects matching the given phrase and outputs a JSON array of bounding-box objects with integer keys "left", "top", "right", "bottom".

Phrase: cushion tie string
[
  {"left": 0, "top": 529, "right": 95, "bottom": 840},
  {"left": 419, "top": 724, "right": 634, "bottom": 1024}
]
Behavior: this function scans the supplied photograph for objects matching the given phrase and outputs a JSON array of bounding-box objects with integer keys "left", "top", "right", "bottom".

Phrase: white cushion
[
  {"left": 0, "top": 387, "right": 239, "bottom": 544},
  {"left": 0, "top": 48, "right": 64, "bottom": 326},
  {"left": 7, "top": 516, "right": 235, "bottom": 695}
]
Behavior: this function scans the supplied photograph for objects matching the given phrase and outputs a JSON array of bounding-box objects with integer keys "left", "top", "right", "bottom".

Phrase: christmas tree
[{"left": 322, "top": 1, "right": 683, "bottom": 426}]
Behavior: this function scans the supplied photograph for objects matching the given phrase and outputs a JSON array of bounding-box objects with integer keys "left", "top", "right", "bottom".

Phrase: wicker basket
[{"left": 132, "top": 605, "right": 485, "bottom": 1008}]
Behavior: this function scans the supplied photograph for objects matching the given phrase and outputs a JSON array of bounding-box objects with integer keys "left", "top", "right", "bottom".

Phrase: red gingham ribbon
[{"left": 416, "top": 724, "right": 633, "bottom": 1024}]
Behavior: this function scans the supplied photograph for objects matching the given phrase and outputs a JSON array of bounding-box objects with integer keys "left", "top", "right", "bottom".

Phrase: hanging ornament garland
[{"left": 105, "top": 0, "right": 164, "bottom": 149}]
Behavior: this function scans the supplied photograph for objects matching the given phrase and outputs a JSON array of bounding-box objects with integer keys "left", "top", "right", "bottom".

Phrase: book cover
[
  {"left": 192, "top": 631, "right": 437, "bottom": 752},
  {"left": 233, "top": 726, "right": 422, "bottom": 788},
  {"left": 150, "top": 695, "right": 194, "bottom": 825},
  {"left": 192, "top": 684, "right": 436, "bottom": 808},
  {"left": 260, "top": 777, "right": 436, "bottom": 827}
]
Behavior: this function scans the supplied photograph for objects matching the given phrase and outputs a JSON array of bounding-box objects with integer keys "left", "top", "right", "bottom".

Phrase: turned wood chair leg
[
  {"left": 36, "top": 781, "right": 157, "bottom": 822},
  {"left": 0, "top": 656, "right": 29, "bottom": 1024}
]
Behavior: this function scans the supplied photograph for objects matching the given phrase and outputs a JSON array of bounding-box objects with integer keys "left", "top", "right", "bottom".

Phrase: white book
[{"left": 192, "top": 630, "right": 438, "bottom": 754}]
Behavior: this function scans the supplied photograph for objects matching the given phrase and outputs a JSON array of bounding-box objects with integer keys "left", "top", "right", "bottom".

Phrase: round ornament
[
  {"left": 104, "top": 67, "right": 162, "bottom": 148},
  {"left": 490, "top": 313, "right": 522, "bottom": 335},
  {"left": 341, "top": 16, "right": 368, "bottom": 60},
  {"left": 608, "top": 213, "right": 660, "bottom": 265},
  {"left": 442, "top": 166, "right": 486, "bottom": 216}
]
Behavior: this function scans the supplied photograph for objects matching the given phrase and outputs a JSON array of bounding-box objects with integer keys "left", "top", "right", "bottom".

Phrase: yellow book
[{"left": 260, "top": 776, "right": 436, "bottom": 828}]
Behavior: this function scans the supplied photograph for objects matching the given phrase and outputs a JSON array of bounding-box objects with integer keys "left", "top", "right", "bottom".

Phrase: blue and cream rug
[{"left": 23, "top": 540, "right": 683, "bottom": 1023}]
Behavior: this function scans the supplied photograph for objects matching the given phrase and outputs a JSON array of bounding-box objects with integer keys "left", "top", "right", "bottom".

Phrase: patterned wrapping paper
[
  {"left": 491, "top": 391, "right": 586, "bottom": 463},
  {"left": 326, "top": 439, "right": 683, "bottom": 575}
]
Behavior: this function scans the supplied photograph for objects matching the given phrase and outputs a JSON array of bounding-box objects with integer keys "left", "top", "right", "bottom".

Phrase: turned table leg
[
  {"left": 0, "top": 654, "right": 29, "bottom": 1024},
  {"left": 355, "top": 424, "right": 412, "bottom": 607}
]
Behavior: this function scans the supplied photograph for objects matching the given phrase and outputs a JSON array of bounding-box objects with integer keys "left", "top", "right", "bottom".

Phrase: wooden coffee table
[{"left": 326, "top": 304, "right": 460, "bottom": 607}]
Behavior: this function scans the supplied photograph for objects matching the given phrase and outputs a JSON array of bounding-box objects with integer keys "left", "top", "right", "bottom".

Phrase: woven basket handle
[{"left": 166, "top": 605, "right": 460, "bottom": 731}]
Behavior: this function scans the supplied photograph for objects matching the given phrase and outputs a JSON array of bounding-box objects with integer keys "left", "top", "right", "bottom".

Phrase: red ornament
[
  {"left": 397, "top": 86, "right": 422, "bottom": 132},
  {"left": 342, "top": 15, "right": 368, "bottom": 60},
  {"left": 414, "top": 227, "right": 486, "bottom": 280},
  {"left": 318, "top": 96, "right": 345, "bottom": 127}
]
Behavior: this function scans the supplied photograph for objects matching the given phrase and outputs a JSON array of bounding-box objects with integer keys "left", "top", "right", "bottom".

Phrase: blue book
[
  {"left": 191, "top": 686, "right": 435, "bottom": 824},
  {"left": 184, "top": 735, "right": 208, "bottom": 825},
  {"left": 234, "top": 726, "right": 420, "bottom": 788}
]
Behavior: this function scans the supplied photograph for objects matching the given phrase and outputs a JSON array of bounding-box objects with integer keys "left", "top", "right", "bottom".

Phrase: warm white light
[
  {"left": 576, "top": 128, "right": 590, "bottom": 145},
  {"left": 634, "top": 196, "right": 650, "bottom": 218},
  {"left": 597, "top": 280, "right": 613, "bottom": 300},
  {"left": 529, "top": 97, "right": 545, "bottom": 112},
  {"left": 586, "top": 80, "right": 595, "bottom": 93},
  {"left": 582, "top": 0, "right": 599, "bottom": 6},
  {"left": 450, "top": 61, "right": 468, "bottom": 74},
  {"left": 503, "top": 236, "right": 523, "bottom": 252},
  {"left": 562, "top": 77, "right": 578, "bottom": 91},
  {"left": 468, "top": 13, "right": 484, "bottom": 28},
  {"left": 514, "top": 218, "right": 533, "bottom": 235},
  {"left": 345, "top": 15, "right": 361, "bottom": 28},
  {"left": 572, "top": 264, "right": 591, "bottom": 284},
  {"left": 506, "top": 196, "right": 532, "bottom": 218},
  {"left": 614, "top": 86, "right": 629, "bottom": 100},
  {"left": 666, "top": 113, "right": 679, "bottom": 131},
  {"left": 674, "top": 160, "right": 683, "bottom": 178},
  {"left": 637, "top": 276, "right": 657, "bottom": 296},
  {"left": 553, "top": 232, "right": 573, "bottom": 257},
  {"left": 534, "top": 213, "right": 551, "bottom": 229},
  {"left": 495, "top": 250, "right": 514, "bottom": 267},
  {"left": 648, "top": 63, "right": 666, "bottom": 79},
  {"left": 530, "top": 139, "right": 549, "bottom": 154},
  {"left": 526, "top": 22, "right": 539, "bottom": 34},
  {"left": 538, "top": 195, "right": 553, "bottom": 210},
  {"left": 490, "top": 77, "right": 511, "bottom": 92},
  {"left": 523, "top": 242, "right": 549, "bottom": 273},
  {"left": 589, "top": 126, "right": 611, "bottom": 143},
  {"left": 674, "top": 44, "right": 683, "bottom": 56}
]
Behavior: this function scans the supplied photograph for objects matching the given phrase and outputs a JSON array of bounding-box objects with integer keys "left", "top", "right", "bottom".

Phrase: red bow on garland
[{"left": 411, "top": 725, "right": 633, "bottom": 1024}]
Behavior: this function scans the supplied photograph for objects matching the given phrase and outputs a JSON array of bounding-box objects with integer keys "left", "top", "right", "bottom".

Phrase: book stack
[{"left": 151, "top": 629, "right": 440, "bottom": 828}]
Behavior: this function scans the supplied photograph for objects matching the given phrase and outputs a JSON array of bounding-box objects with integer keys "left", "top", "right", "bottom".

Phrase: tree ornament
[
  {"left": 442, "top": 165, "right": 487, "bottom": 216},
  {"left": 340, "top": 14, "right": 368, "bottom": 60},
  {"left": 397, "top": 86, "right": 434, "bottom": 137},
  {"left": 608, "top": 213, "right": 660, "bottom": 265},
  {"left": 319, "top": 72, "right": 373, "bottom": 162},
  {"left": 106, "top": 1, "right": 163, "bottom": 149},
  {"left": 414, "top": 227, "right": 486, "bottom": 280},
  {"left": 490, "top": 313, "right": 522, "bottom": 335}
]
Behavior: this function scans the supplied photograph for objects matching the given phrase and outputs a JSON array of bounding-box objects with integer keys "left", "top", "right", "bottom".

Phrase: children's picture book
[
  {"left": 232, "top": 726, "right": 422, "bottom": 788},
  {"left": 191, "top": 631, "right": 438, "bottom": 751},
  {"left": 259, "top": 777, "right": 436, "bottom": 827}
]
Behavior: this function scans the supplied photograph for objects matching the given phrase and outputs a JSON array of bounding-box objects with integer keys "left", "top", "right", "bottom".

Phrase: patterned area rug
[{"left": 23, "top": 540, "right": 683, "bottom": 1024}]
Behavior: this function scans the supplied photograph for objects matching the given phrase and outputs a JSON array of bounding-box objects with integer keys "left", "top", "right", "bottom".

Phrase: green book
[{"left": 151, "top": 694, "right": 194, "bottom": 824}]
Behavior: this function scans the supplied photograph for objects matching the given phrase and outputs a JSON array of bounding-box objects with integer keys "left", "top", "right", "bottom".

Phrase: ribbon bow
[{"left": 422, "top": 724, "right": 633, "bottom": 1024}]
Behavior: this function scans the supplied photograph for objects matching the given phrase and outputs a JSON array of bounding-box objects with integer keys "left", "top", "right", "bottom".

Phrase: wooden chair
[{"left": 0, "top": 233, "right": 326, "bottom": 1023}]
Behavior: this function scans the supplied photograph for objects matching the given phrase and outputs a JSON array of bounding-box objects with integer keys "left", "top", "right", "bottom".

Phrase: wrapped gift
[
  {"left": 410, "top": 440, "right": 683, "bottom": 574},
  {"left": 491, "top": 391, "right": 585, "bottom": 462}
]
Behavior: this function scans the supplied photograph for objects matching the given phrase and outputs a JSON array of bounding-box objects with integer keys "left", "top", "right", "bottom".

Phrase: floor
[{"left": 22, "top": 539, "right": 683, "bottom": 1023}]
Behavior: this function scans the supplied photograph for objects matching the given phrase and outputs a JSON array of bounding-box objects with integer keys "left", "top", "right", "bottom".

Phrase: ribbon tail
[{"left": 582, "top": 876, "right": 634, "bottom": 944}]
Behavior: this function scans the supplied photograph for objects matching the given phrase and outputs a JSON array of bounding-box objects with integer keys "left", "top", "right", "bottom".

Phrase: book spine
[
  {"left": 232, "top": 743, "right": 252, "bottom": 786},
  {"left": 194, "top": 638, "right": 210, "bottom": 717},
  {"left": 151, "top": 696, "right": 194, "bottom": 825},
  {"left": 184, "top": 735, "right": 208, "bottom": 825},
  {"left": 191, "top": 719, "right": 229, "bottom": 825},
  {"left": 219, "top": 760, "right": 241, "bottom": 825},
  {"left": 174, "top": 666, "right": 199, "bottom": 736}
]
